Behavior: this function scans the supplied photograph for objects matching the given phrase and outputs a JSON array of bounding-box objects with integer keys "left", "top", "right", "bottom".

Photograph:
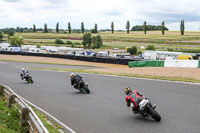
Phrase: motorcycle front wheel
[
  {"left": 30, "top": 79, "right": 34, "bottom": 83},
  {"left": 83, "top": 87, "right": 90, "bottom": 94},
  {"left": 147, "top": 106, "right": 161, "bottom": 121}
]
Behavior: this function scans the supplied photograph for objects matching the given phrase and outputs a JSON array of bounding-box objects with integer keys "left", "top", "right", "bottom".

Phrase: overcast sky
[{"left": 0, "top": 0, "right": 200, "bottom": 31}]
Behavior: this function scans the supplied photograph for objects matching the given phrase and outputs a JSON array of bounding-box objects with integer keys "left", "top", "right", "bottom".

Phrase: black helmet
[{"left": 124, "top": 87, "right": 132, "bottom": 95}]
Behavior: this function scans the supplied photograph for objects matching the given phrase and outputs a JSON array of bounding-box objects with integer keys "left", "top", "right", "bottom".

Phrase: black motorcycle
[
  {"left": 74, "top": 80, "right": 90, "bottom": 94},
  {"left": 23, "top": 73, "right": 34, "bottom": 83},
  {"left": 130, "top": 98, "right": 161, "bottom": 121}
]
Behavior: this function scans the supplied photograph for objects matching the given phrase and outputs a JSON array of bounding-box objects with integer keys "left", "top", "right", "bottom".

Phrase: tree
[
  {"left": 68, "top": 22, "right": 71, "bottom": 34},
  {"left": 180, "top": 20, "right": 185, "bottom": 35},
  {"left": 82, "top": 33, "right": 92, "bottom": 48},
  {"left": 146, "top": 45, "right": 155, "bottom": 50},
  {"left": 8, "top": 31, "right": 14, "bottom": 39},
  {"left": 92, "top": 36, "right": 97, "bottom": 48},
  {"left": 161, "top": 21, "right": 165, "bottom": 35},
  {"left": 96, "top": 35, "right": 103, "bottom": 48},
  {"left": 92, "top": 35, "right": 103, "bottom": 49},
  {"left": 131, "top": 25, "right": 168, "bottom": 31},
  {"left": 66, "top": 40, "right": 73, "bottom": 44},
  {"left": 33, "top": 24, "right": 36, "bottom": 32},
  {"left": 126, "top": 21, "right": 130, "bottom": 34},
  {"left": 91, "top": 24, "right": 98, "bottom": 34},
  {"left": 95, "top": 24, "right": 98, "bottom": 33},
  {"left": 143, "top": 21, "right": 147, "bottom": 34},
  {"left": 9, "top": 36, "right": 24, "bottom": 46},
  {"left": 81, "top": 22, "right": 85, "bottom": 33},
  {"left": 44, "top": 23, "right": 48, "bottom": 33},
  {"left": 55, "top": 38, "right": 64, "bottom": 44},
  {"left": 127, "top": 46, "right": 137, "bottom": 55},
  {"left": 56, "top": 22, "right": 59, "bottom": 33},
  {"left": 111, "top": 22, "right": 114, "bottom": 33}
]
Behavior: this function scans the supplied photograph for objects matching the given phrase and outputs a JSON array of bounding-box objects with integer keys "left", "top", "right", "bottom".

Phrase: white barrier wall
[{"left": 164, "top": 60, "right": 199, "bottom": 68}]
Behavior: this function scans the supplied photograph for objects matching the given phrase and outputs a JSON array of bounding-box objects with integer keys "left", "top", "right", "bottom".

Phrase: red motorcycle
[{"left": 126, "top": 90, "right": 161, "bottom": 121}]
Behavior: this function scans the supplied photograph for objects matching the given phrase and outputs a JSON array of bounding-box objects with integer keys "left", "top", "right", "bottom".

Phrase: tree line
[{"left": 0, "top": 20, "right": 186, "bottom": 35}]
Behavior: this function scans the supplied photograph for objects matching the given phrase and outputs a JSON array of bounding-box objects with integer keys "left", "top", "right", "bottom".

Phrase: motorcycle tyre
[{"left": 147, "top": 106, "right": 161, "bottom": 121}]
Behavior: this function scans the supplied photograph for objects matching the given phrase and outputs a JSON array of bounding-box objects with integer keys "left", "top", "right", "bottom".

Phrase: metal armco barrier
[
  {"left": 0, "top": 84, "right": 49, "bottom": 133},
  {"left": 0, "top": 51, "right": 139, "bottom": 65}
]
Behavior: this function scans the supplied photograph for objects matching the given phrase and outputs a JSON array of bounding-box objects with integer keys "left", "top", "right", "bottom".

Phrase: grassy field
[{"left": 3, "top": 31, "right": 200, "bottom": 52}]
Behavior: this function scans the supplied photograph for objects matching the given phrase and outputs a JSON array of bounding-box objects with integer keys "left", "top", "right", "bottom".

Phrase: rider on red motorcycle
[
  {"left": 124, "top": 87, "right": 144, "bottom": 114},
  {"left": 124, "top": 87, "right": 156, "bottom": 114}
]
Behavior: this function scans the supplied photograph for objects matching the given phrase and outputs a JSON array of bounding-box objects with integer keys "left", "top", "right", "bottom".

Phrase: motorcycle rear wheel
[{"left": 27, "top": 78, "right": 33, "bottom": 83}]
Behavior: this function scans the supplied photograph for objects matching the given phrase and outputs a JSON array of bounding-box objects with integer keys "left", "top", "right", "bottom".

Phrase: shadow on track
[
  {"left": 126, "top": 115, "right": 162, "bottom": 124},
  {"left": 68, "top": 91, "right": 91, "bottom": 95}
]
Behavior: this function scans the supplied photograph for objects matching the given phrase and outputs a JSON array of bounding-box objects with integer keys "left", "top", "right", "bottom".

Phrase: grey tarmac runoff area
[{"left": 0, "top": 61, "right": 200, "bottom": 133}]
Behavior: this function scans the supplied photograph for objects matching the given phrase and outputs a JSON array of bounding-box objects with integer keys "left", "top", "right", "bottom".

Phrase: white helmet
[
  {"left": 21, "top": 68, "right": 25, "bottom": 71},
  {"left": 70, "top": 73, "right": 75, "bottom": 78}
]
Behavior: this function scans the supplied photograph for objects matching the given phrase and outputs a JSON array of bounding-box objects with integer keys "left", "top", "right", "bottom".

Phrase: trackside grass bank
[
  {"left": 0, "top": 96, "right": 20, "bottom": 133},
  {"left": 0, "top": 96, "right": 64, "bottom": 133},
  {"left": 28, "top": 67, "right": 200, "bottom": 84},
  {"left": 32, "top": 107, "right": 63, "bottom": 133}
]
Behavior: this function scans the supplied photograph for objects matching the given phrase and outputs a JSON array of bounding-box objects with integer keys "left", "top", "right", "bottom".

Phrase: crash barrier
[
  {"left": 0, "top": 84, "right": 49, "bottom": 133},
  {"left": 0, "top": 51, "right": 139, "bottom": 65},
  {"left": 128, "top": 60, "right": 200, "bottom": 68},
  {"left": 128, "top": 60, "right": 164, "bottom": 67}
]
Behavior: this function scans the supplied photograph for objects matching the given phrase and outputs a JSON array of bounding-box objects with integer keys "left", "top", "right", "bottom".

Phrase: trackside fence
[
  {"left": 0, "top": 51, "right": 139, "bottom": 65},
  {"left": 0, "top": 84, "right": 49, "bottom": 133}
]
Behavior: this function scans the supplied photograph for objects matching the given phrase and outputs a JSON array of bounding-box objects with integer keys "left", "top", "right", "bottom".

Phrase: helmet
[
  {"left": 69, "top": 73, "right": 75, "bottom": 78},
  {"left": 21, "top": 68, "right": 25, "bottom": 73},
  {"left": 124, "top": 87, "right": 132, "bottom": 95}
]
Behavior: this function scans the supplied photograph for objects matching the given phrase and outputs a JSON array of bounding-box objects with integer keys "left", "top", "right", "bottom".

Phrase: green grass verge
[
  {"left": 0, "top": 96, "right": 20, "bottom": 133},
  {"left": 28, "top": 67, "right": 200, "bottom": 84},
  {"left": 0, "top": 94, "right": 63, "bottom": 133},
  {"left": 0, "top": 95, "right": 62, "bottom": 133},
  {"left": 0, "top": 59, "right": 95, "bottom": 67},
  {"left": 32, "top": 107, "right": 62, "bottom": 133}
]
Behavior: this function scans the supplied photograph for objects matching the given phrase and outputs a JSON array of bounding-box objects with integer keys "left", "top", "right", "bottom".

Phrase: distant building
[
  {"left": 142, "top": 50, "right": 197, "bottom": 60},
  {"left": 0, "top": 42, "right": 10, "bottom": 51}
]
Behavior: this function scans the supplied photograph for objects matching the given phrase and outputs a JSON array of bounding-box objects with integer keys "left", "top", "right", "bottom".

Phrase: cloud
[
  {"left": 3, "top": 0, "right": 21, "bottom": 2},
  {"left": 0, "top": 0, "right": 200, "bottom": 30},
  {"left": 144, "top": 11, "right": 200, "bottom": 23},
  {"left": 102, "top": 11, "right": 123, "bottom": 16}
]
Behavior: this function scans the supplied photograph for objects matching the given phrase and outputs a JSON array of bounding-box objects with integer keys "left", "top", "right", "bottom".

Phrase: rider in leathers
[
  {"left": 125, "top": 87, "right": 156, "bottom": 114},
  {"left": 125, "top": 87, "right": 144, "bottom": 114},
  {"left": 20, "top": 68, "right": 29, "bottom": 80},
  {"left": 70, "top": 73, "right": 83, "bottom": 89}
]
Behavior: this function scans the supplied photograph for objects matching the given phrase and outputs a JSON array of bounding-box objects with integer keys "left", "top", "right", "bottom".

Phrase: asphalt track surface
[{"left": 0, "top": 61, "right": 200, "bottom": 133}]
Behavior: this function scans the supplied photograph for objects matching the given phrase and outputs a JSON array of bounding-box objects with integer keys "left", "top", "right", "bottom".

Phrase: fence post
[
  {"left": 21, "top": 107, "right": 29, "bottom": 133},
  {"left": 8, "top": 94, "right": 15, "bottom": 108},
  {"left": 0, "top": 85, "right": 3, "bottom": 96}
]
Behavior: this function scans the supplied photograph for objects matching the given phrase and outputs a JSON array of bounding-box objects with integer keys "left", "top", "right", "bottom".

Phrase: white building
[
  {"left": 0, "top": 42, "right": 10, "bottom": 51},
  {"left": 142, "top": 50, "right": 196, "bottom": 60},
  {"left": 21, "top": 45, "right": 37, "bottom": 51}
]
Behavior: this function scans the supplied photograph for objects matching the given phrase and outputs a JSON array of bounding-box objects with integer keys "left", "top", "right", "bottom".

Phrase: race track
[{"left": 0, "top": 61, "right": 200, "bottom": 133}]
